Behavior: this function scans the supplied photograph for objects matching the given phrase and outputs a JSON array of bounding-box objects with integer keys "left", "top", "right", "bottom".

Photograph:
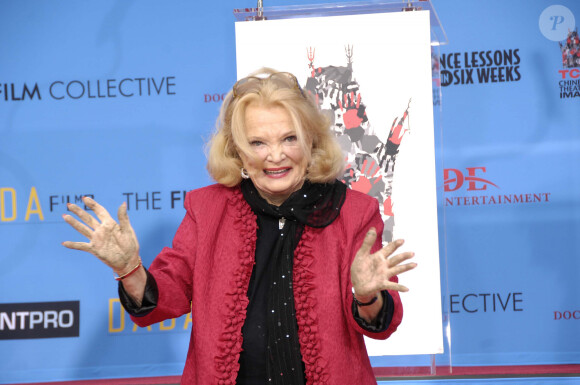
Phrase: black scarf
[{"left": 241, "top": 179, "right": 347, "bottom": 385}]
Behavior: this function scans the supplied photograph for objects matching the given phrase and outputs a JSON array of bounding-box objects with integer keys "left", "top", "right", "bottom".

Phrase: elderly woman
[{"left": 63, "top": 69, "right": 416, "bottom": 385}]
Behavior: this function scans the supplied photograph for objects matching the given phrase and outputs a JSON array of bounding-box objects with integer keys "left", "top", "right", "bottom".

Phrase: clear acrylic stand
[
  {"left": 234, "top": 1, "right": 450, "bottom": 379},
  {"left": 234, "top": 0, "right": 448, "bottom": 46}
]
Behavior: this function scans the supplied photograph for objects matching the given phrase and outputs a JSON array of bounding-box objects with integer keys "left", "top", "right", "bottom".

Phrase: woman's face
[{"left": 240, "top": 103, "right": 309, "bottom": 206}]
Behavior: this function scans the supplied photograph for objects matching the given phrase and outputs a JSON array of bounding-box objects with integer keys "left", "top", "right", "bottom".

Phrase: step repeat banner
[{"left": 0, "top": 0, "right": 578, "bottom": 383}]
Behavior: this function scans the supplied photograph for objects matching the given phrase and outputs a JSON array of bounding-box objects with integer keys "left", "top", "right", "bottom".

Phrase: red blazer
[{"left": 131, "top": 184, "right": 403, "bottom": 385}]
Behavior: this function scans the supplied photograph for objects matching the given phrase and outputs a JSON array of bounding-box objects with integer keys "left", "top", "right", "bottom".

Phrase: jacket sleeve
[
  {"left": 342, "top": 195, "right": 403, "bottom": 340},
  {"left": 118, "top": 268, "right": 159, "bottom": 317},
  {"left": 128, "top": 192, "right": 198, "bottom": 327}
]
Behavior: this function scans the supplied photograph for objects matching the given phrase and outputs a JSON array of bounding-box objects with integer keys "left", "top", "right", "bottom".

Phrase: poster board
[{"left": 236, "top": 10, "right": 443, "bottom": 355}]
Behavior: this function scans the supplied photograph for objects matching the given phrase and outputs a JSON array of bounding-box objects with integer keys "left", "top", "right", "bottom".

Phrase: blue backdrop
[{"left": 0, "top": 0, "right": 578, "bottom": 383}]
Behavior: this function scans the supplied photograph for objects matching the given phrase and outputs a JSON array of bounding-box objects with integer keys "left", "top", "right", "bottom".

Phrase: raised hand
[
  {"left": 62, "top": 196, "right": 140, "bottom": 276},
  {"left": 350, "top": 228, "right": 416, "bottom": 299}
]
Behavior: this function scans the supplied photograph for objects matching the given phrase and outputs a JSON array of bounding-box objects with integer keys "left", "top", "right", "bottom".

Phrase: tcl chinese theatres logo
[{"left": 444, "top": 167, "right": 498, "bottom": 192}]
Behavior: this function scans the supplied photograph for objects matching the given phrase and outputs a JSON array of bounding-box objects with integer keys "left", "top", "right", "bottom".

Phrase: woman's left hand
[{"left": 350, "top": 227, "right": 417, "bottom": 298}]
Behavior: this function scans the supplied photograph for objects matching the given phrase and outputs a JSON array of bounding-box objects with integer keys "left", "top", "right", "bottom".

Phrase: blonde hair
[{"left": 206, "top": 68, "right": 344, "bottom": 187}]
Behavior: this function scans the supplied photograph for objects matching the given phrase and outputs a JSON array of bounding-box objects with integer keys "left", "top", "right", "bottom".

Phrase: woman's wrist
[
  {"left": 354, "top": 290, "right": 384, "bottom": 323},
  {"left": 118, "top": 265, "right": 147, "bottom": 307},
  {"left": 352, "top": 287, "right": 379, "bottom": 306},
  {"left": 114, "top": 257, "right": 142, "bottom": 280}
]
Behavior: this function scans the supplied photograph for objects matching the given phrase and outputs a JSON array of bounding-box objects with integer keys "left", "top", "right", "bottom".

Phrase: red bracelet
[{"left": 114, "top": 258, "right": 142, "bottom": 281}]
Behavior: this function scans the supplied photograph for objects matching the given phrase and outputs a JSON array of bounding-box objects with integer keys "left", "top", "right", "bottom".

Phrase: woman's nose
[{"left": 267, "top": 144, "right": 286, "bottom": 162}]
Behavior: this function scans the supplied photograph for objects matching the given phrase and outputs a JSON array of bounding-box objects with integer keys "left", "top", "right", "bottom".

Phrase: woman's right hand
[{"left": 62, "top": 196, "right": 140, "bottom": 276}]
